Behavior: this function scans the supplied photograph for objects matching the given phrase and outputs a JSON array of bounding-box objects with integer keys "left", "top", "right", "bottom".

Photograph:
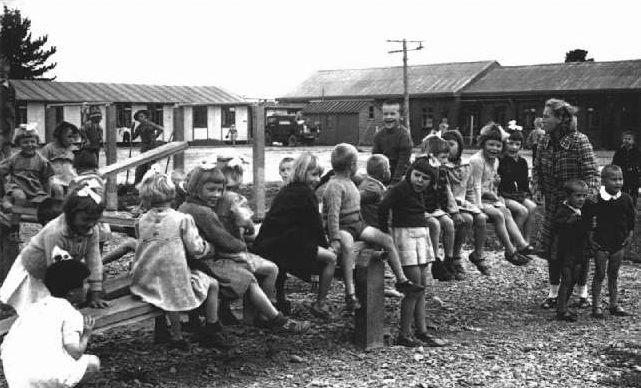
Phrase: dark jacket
[
  {"left": 378, "top": 174, "right": 427, "bottom": 233},
  {"left": 358, "top": 175, "right": 386, "bottom": 229},
  {"left": 612, "top": 146, "right": 641, "bottom": 189},
  {"left": 372, "top": 125, "right": 413, "bottom": 184},
  {"left": 584, "top": 192, "right": 636, "bottom": 250},
  {"left": 252, "top": 182, "right": 328, "bottom": 281},
  {"left": 552, "top": 203, "right": 590, "bottom": 264},
  {"left": 498, "top": 155, "right": 530, "bottom": 201}
]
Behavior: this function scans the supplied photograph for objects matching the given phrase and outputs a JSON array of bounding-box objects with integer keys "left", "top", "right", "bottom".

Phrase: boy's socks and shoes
[
  {"left": 572, "top": 298, "right": 591, "bottom": 309},
  {"left": 431, "top": 258, "right": 455, "bottom": 281},
  {"left": 540, "top": 297, "right": 557, "bottom": 309},
  {"left": 345, "top": 294, "right": 361, "bottom": 312},
  {"left": 592, "top": 306, "right": 605, "bottom": 319},
  {"left": 395, "top": 280, "right": 424, "bottom": 293},
  {"left": 468, "top": 252, "right": 490, "bottom": 276},
  {"left": 395, "top": 335, "right": 422, "bottom": 348},
  {"left": 505, "top": 251, "right": 529, "bottom": 266},
  {"left": 609, "top": 305, "right": 630, "bottom": 317},
  {"left": 415, "top": 331, "right": 447, "bottom": 347}
]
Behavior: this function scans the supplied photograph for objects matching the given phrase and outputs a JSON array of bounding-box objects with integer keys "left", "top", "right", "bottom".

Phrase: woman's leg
[
  {"left": 521, "top": 199, "right": 538, "bottom": 245},
  {"left": 482, "top": 206, "right": 516, "bottom": 254},
  {"left": 316, "top": 246, "right": 337, "bottom": 307}
]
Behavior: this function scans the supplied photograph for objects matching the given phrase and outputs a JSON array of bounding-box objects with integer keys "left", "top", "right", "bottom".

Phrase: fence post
[
  {"left": 172, "top": 106, "right": 184, "bottom": 171},
  {"left": 252, "top": 103, "right": 265, "bottom": 219},
  {"left": 105, "top": 104, "right": 118, "bottom": 211}
]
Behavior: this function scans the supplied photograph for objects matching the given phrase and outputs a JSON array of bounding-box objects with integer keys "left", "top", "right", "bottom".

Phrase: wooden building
[
  {"left": 11, "top": 80, "right": 250, "bottom": 144},
  {"left": 302, "top": 100, "right": 381, "bottom": 145},
  {"left": 281, "top": 59, "right": 641, "bottom": 149}
]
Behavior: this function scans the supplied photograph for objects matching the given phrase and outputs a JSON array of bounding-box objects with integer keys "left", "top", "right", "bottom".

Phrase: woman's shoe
[
  {"left": 609, "top": 305, "right": 630, "bottom": 317},
  {"left": 540, "top": 297, "right": 557, "bottom": 309}
]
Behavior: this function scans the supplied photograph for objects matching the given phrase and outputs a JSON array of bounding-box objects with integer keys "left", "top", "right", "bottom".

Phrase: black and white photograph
[{"left": 0, "top": 0, "right": 639, "bottom": 387}]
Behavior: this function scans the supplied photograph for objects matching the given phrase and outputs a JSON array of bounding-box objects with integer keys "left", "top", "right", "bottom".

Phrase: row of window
[{"left": 14, "top": 103, "right": 237, "bottom": 129}]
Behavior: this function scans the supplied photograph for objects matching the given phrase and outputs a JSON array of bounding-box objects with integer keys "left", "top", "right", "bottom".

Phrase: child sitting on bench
[
  {"left": 0, "top": 186, "right": 110, "bottom": 314},
  {"left": 40, "top": 121, "right": 81, "bottom": 198},
  {"left": 0, "top": 125, "right": 56, "bottom": 239},
  {"left": 1, "top": 260, "right": 101, "bottom": 388},
  {"left": 323, "top": 143, "right": 423, "bottom": 312}
]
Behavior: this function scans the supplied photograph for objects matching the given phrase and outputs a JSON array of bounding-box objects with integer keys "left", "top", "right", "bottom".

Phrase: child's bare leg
[
  {"left": 522, "top": 199, "right": 538, "bottom": 244},
  {"left": 166, "top": 312, "right": 183, "bottom": 340},
  {"left": 77, "top": 355, "right": 101, "bottom": 385},
  {"left": 607, "top": 250, "right": 624, "bottom": 310},
  {"left": 439, "top": 215, "right": 455, "bottom": 258},
  {"left": 505, "top": 198, "right": 528, "bottom": 232},
  {"left": 204, "top": 278, "right": 220, "bottom": 324},
  {"left": 337, "top": 230, "right": 357, "bottom": 297},
  {"left": 483, "top": 207, "right": 517, "bottom": 254},
  {"left": 407, "top": 265, "right": 427, "bottom": 333},
  {"left": 500, "top": 207, "right": 528, "bottom": 249},
  {"left": 252, "top": 256, "right": 278, "bottom": 302},
  {"left": 454, "top": 213, "right": 473, "bottom": 257},
  {"left": 316, "top": 246, "right": 337, "bottom": 307},
  {"left": 247, "top": 281, "right": 280, "bottom": 319},
  {"left": 360, "top": 226, "right": 408, "bottom": 283},
  {"left": 399, "top": 265, "right": 420, "bottom": 338},
  {"left": 591, "top": 251, "right": 608, "bottom": 314},
  {"left": 426, "top": 216, "right": 441, "bottom": 259},
  {"left": 473, "top": 212, "right": 488, "bottom": 255}
]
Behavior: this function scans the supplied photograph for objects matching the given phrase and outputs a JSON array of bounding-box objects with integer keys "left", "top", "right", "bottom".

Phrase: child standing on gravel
[
  {"left": 586, "top": 165, "right": 635, "bottom": 318},
  {"left": 131, "top": 170, "right": 233, "bottom": 351},
  {"left": 323, "top": 143, "right": 423, "bottom": 311},
  {"left": 552, "top": 180, "right": 591, "bottom": 322},
  {"left": 378, "top": 157, "right": 446, "bottom": 347}
]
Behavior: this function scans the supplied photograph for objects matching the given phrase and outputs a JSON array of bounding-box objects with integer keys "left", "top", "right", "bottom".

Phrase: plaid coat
[{"left": 532, "top": 130, "right": 600, "bottom": 256}]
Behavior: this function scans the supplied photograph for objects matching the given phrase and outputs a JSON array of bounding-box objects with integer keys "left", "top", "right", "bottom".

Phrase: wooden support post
[
  {"left": 354, "top": 247, "right": 385, "bottom": 350},
  {"left": 172, "top": 106, "right": 185, "bottom": 172},
  {"left": 45, "top": 106, "right": 57, "bottom": 144},
  {"left": 105, "top": 105, "right": 118, "bottom": 211},
  {"left": 0, "top": 225, "right": 20, "bottom": 284},
  {"left": 252, "top": 103, "right": 266, "bottom": 219}
]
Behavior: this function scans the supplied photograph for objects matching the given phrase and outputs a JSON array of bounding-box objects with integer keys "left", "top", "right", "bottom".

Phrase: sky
[{"left": 3, "top": 0, "right": 641, "bottom": 99}]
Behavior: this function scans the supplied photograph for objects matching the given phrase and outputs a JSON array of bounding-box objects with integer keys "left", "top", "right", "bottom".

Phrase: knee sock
[
  {"left": 548, "top": 284, "right": 560, "bottom": 298},
  {"left": 576, "top": 285, "right": 588, "bottom": 299}
]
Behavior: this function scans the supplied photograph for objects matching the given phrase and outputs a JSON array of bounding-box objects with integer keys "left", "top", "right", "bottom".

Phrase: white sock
[
  {"left": 548, "top": 284, "right": 560, "bottom": 298},
  {"left": 577, "top": 285, "right": 588, "bottom": 299}
]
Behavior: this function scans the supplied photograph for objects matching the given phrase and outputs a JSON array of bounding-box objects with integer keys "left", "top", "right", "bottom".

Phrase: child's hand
[
  {"left": 83, "top": 314, "right": 95, "bottom": 334},
  {"left": 87, "top": 291, "right": 111, "bottom": 309}
]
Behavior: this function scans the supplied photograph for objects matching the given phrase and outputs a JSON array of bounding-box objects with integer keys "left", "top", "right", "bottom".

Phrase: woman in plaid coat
[{"left": 532, "top": 99, "right": 600, "bottom": 309}]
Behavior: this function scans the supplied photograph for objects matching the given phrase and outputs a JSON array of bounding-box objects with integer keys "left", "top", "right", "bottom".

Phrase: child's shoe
[
  {"left": 468, "top": 251, "right": 490, "bottom": 276},
  {"left": 308, "top": 303, "right": 332, "bottom": 320},
  {"left": 431, "top": 257, "right": 455, "bottom": 281},
  {"left": 609, "top": 305, "right": 630, "bottom": 317},
  {"left": 572, "top": 298, "right": 591, "bottom": 309},
  {"left": 198, "top": 322, "right": 236, "bottom": 349},
  {"left": 448, "top": 257, "right": 466, "bottom": 281},
  {"left": 395, "top": 335, "right": 421, "bottom": 348},
  {"left": 219, "top": 303, "right": 240, "bottom": 326},
  {"left": 591, "top": 306, "right": 604, "bottom": 319},
  {"left": 394, "top": 280, "right": 424, "bottom": 294},
  {"left": 266, "top": 312, "right": 310, "bottom": 333},
  {"left": 505, "top": 251, "right": 529, "bottom": 266},
  {"left": 415, "top": 331, "right": 447, "bottom": 347},
  {"left": 275, "top": 299, "right": 292, "bottom": 316},
  {"left": 345, "top": 294, "right": 361, "bottom": 312},
  {"left": 540, "top": 297, "right": 557, "bottom": 309},
  {"left": 555, "top": 311, "right": 577, "bottom": 322},
  {"left": 168, "top": 338, "right": 191, "bottom": 352}
]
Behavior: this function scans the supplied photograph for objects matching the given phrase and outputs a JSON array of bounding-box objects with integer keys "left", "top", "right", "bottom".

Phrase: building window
[
  {"left": 522, "top": 106, "right": 536, "bottom": 129},
  {"left": 116, "top": 103, "right": 132, "bottom": 128},
  {"left": 147, "top": 104, "right": 164, "bottom": 126},
  {"left": 421, "top": 107, "right": 433, "bottom": 129},
  {"left": 493, "top": 106, "right": 507, "bottom": 127},
  {"left": 15, "top": 102, "right": 27, "bottom": 125},
  {"left": 587, "top": 107, "right": 600, "bottom": 131},
  {"left": 221, "top": 106, "right": 236, "bottom": 127},
  {"left": 54, "top": 106, "right": 64, "bottom": 125},
  {"left": 193, "top": 106, "right": 208, "bottom": 128},
  {"left": 368, "top": 106, "right": 375, "bottom": 120}
]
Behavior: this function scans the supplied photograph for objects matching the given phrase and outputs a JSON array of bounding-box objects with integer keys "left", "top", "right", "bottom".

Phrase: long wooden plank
[
  {"left": 94, "top": 310, "right": 162, "bottom": 334},
  {"left": 103, "top": 275, "right": 131, "bottom": 300},
  {"left": 98, "top": 141, "right": 189, "bottom": 177}
]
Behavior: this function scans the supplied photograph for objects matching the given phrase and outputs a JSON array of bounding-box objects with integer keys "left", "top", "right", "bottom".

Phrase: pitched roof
[
  {"left": 461, "top": 59, "right": 641, "bottom": 95},
  {"left": 303, "top": 100, "right": 373, "bottom": 114},
  {"left": 11, "top": 80, "right": 246, "bottom": 105},
  {"left": 280, "top": 61, "right": 498, "bottom": 101}
]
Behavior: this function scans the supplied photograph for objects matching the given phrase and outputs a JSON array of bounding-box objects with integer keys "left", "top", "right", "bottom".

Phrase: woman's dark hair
[
  {"left": 63, "top": 187, "right": 105, "bottom": 221},
  {"left": 53, "top": 121, "right": 79, "bottom": 142},
  {"left": 74, "top": 149, "right": 98, "bottom": 171},
  {"left": 507, "top": 130, "right": 524, "bottom": 144},
  {"left": 44, "top": 260, "right": 90, "bottom": 297}
]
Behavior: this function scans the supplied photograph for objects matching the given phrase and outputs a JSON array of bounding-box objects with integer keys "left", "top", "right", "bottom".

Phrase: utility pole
[{"left": 387, "top": 39, "right": 424, "bottom": 131}]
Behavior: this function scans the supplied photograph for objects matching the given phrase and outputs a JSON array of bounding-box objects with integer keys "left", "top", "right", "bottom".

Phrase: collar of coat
[{"left": 541, "top": 130, "right": 580, "bottom": 150}]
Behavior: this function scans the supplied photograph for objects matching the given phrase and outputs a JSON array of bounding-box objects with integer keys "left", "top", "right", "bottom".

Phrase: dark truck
[{"left": 265, "top": 115, "right": 319, "bottom": 146}]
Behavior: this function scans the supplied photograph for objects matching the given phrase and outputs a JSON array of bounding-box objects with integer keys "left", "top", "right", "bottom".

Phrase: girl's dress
[
  {"left": 468, "top": 150, "right": 505, "bottom": 210},
  {"left": 0, "top": 214, "right": 102, "bottom": 315},
  {"left": 442, "top": 160, "right": 481, "bottom": 214},
  {"left": 179, "top": 197, "right": 257, "bottom": 300},
  {"left": 130, "top": 208, "right": 211, "bottom": 311},
  {"left": 1, "top": 295, "right": 98, "bottom": 388},
  {"left": 253, "top": 182, "right": 328, "bottom": 282},
  {"left": 40, "top": 141, "right": 78, "bottom": 193}
]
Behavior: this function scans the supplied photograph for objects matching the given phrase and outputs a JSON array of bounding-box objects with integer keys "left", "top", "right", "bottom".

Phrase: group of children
[{"left": 0, "top": 107, "right": 636, "bottom": 386}]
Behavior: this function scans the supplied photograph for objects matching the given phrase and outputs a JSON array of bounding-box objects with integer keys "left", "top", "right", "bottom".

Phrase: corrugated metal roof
[
  {"left": 280, "top": 61, "right": 498, "bottom": 101},
  {"left": 303, "top": 100, "right": 373, "bottom": 114},
  {"left": 461, "top": 59, "right": 641, "bottom": 95},
  {"left": 11, "top": 80, "right": 246, "bottom": 104}
]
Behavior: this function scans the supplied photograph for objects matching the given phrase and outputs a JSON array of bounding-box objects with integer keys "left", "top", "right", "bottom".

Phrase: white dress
[{"left": 1, "top": 296, "right": 97, "bottom": 387}]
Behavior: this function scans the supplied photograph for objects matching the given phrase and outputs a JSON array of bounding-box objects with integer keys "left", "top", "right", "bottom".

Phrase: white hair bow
[
  {"left": 199, "top": 160, "right": 218, "bottom": 170},
  {"left": 52, "top": 245, "right": 72, "bottom": 262},
  {"left": 76, "top": 186, "right": 102, "bottom": 204},
  {"left": 507, "top": 120, "right": 523, "bottom": 132}
]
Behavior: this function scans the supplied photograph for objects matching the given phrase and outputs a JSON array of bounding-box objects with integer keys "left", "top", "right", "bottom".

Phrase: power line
[{"left": 387, "top": 39, "right": 424, "bottom": 131}]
